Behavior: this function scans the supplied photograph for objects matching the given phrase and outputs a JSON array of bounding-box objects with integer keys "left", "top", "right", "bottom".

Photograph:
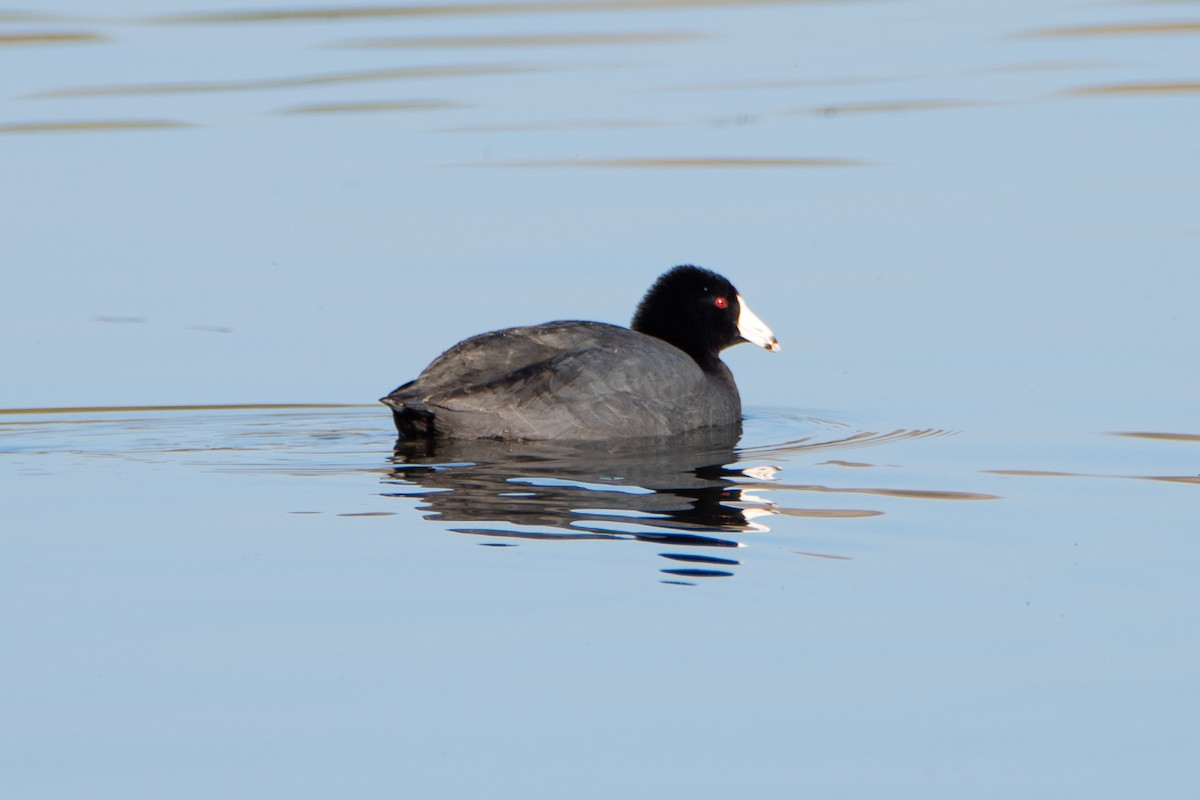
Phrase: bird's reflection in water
[{"left": 382, "top": 427, "right": 776, "bottom": 583}]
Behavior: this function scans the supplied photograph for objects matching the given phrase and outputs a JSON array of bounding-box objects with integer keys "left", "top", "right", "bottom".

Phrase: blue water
[{"left": 2, "top": 1, "right": 1198, "bottom": 797}]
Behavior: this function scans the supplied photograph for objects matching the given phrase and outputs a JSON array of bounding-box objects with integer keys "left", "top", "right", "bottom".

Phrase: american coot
[{"left": 381, "top": 264, "right": 780, "bottom": 440}]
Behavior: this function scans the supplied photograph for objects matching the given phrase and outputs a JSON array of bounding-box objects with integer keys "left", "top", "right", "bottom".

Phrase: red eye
[{"left": 713, "top": 296, "right": 729, "bottom": 309}]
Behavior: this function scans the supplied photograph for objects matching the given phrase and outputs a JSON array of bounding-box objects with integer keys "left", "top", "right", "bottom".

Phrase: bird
[{"left": 380, "top": 264, "right": 779, "bottom": 441}]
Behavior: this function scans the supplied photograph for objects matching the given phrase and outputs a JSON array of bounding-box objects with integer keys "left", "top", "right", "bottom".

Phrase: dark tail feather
[{"left": 380, "top": 381, "right": 436, "bottom": 439}]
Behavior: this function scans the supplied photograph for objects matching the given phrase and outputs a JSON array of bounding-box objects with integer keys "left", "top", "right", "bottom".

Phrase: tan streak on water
[
  {"left": 1067, "top": 81, "right": 1200, "bottom": 96},
  {"left": 280, "top": 99, "right": 466, "bottom": 114},
  {"left": 332, "top": 30, "right": 707, "bottom": 48},
  {"left": 0, "top": 32, "right": 106, "bottom": 45},
  {"left": 454, "top": 157, "right": 868, "bottom": 168},
  {"left": 147, "top": 0, "right": 850, "bottom": 25},
  {"left": 0, "top": 403, "right": 365, "bottom": 416},
  {"left": 1020, "top": 20, "right": 1200, "bottom": 38},
  {"left": 757, "top": 484, "right": 999, "bottom": 501},
  {"left": 985, "top": 469, "right": 1199, "bottom": 484},
  {"left": 0, "top": 120, "right": 193, "bottom": 134},
  {"left": 792, "top": 550, "right": 853, "bottom": 561},
  {"left": 779, "top": 508, "right": 884, "bottom": 518},
  {"left": 1113, "top": 431, "right": 1200, "bottom": 442},
  {"left": 654, "top": 76, "right": 902, "bottom": 92},
  {"left": 791, "top": 99, "right": 977, "bottom": 115},
  {"left": 440, "top": 119, "right": 672, "bottom": 132}
]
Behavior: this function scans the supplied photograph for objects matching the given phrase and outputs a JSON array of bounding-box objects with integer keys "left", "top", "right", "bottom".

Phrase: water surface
[{"left": 3, "top": 0, "right": 1199, "bottom": 797}]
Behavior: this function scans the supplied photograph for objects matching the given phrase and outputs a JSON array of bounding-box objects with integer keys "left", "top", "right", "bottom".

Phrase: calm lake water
[{"left": 2, "top": 1, "right": 1198, "bottom": 797}]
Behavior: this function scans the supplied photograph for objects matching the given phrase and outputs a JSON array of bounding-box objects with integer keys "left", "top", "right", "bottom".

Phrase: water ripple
[{"left": 1, "top": 405, "right": 991, "bottom": 584}]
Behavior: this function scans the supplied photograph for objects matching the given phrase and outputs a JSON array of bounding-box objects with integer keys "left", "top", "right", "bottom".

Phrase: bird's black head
[{"left": 631, "top": 265, "right": 779, "bottom": 370}]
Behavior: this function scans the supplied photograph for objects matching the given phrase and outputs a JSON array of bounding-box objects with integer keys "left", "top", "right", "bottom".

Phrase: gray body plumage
[{"left": 381, "top": 320, "right": 742, "bottom": 440}]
